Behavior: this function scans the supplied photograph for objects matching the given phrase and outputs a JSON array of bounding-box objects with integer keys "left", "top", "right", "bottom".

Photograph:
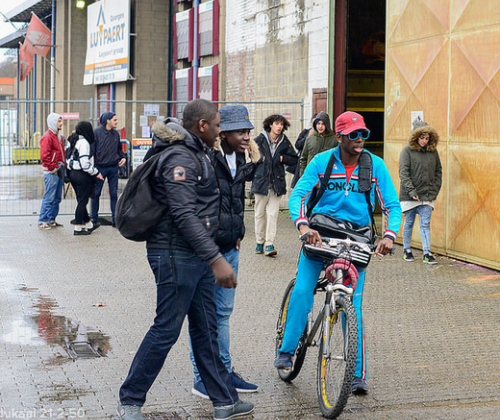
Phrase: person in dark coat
[
  {"left": 299, "top": 111, "right": 338, "bottom": 175},
  {"left": 91, "top": 112, "right": 126, "bottom": 226},
  {"left": 290, "top": 113, "right": 317, "bottom": 188},
  {"left": 117, "top": 99, "right": 254, "bottom": 420},
  {"left": 189, "top": 105, "right": 261, "bottom": 399},
  {"left": 399, "top": 121, "right": 442, "bottom": 264},
  {"left": 252, "top": 114, "right": 298, "bottom": 257}
]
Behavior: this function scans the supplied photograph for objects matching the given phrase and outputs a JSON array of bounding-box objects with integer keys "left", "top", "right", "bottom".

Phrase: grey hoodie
[{"left": 47, "top": 113, "right": 61, "bottom": 134}]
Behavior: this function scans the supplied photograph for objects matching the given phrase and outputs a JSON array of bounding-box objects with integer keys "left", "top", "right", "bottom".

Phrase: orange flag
[
  {"left": 24, "top": 14, "right": 52, "bottom": 57},
  {"left": 19, "top": 42, "right": 34, "bottom": 81}
]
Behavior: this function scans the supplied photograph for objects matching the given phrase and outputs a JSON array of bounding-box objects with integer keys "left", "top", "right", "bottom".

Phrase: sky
[{"left": 0, "top": 0, "right": 26, "bottom": 63}]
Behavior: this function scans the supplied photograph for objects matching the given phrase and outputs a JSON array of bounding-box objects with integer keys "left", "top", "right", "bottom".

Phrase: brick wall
[{"left": 222, "top": 0, "right": 330, "bottom": 133}]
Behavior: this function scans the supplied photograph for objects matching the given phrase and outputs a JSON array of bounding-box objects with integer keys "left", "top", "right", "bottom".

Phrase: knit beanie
[{"left": 99, "top": 111, "right": 116, "bottom": 126}]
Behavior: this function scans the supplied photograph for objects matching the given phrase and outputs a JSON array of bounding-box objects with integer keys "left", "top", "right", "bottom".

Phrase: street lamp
[{"left": 76, "top": 1, "right": 85, "bottom": 9}]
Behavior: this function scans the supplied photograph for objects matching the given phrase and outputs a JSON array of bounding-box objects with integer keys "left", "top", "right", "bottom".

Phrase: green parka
[
  {"left": 399, "top": 124, "right": 442, "bottom": 202},
  {"left": 299, "top": 112, "right": 338, "bottom": 175}
]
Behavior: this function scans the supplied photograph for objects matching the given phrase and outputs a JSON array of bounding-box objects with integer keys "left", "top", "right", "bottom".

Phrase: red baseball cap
[{"left": 335, "top": 111, "right": 368, "bottom": 134}]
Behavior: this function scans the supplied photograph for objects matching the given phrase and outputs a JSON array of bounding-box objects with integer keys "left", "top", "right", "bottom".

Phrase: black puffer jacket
[
  {"left": 209, "top": 139, "right": 260, "bottom": 253},
  {"left": 251, "top": 132, "right": 298, "bottom": 196},
  {"left": 146, "top": 121, "right": 221, "bottom": 263}
]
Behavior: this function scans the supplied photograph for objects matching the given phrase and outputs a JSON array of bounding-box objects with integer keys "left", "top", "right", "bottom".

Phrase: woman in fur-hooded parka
[{"left": 399, "top": 123, "right": 442, "bottom": 202}]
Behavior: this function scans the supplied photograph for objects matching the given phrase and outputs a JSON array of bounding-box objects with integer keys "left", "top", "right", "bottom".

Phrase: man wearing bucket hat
[
  {"left": 275, "top": 111, "right": 402, "bottom": 395},
  {"left": 189, "top": 105, "right": 261, "bottom": 399}
]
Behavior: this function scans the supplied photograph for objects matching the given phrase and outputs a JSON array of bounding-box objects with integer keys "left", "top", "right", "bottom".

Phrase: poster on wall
[
  {"left": 411, "top": 111, "right": 424, "bottom": 131},
  {"left": 132, "top": 139, "right": 152, "bottom": 171},
  {"left": 84, "top": 0, "right": 130, "bottom": 85}
]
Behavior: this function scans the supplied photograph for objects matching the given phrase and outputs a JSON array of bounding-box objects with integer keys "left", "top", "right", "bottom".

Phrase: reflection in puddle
[{"left": 2, "top": 286, "right": 111, "bottom": 359}]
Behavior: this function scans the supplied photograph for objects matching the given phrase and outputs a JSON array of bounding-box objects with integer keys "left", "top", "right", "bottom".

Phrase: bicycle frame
[{"left": 305, "top": 268, "right": 354, "bottom": 355}]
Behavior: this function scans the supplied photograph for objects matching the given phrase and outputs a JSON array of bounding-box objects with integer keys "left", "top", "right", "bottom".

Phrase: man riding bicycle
[{"left": 274, "top": 111, "right": 402, "bottom": 394}]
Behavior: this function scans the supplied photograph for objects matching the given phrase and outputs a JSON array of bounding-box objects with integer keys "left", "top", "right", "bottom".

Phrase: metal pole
[
  {"left": 50, "top": 0, "right": 56, "bottom": 113},
  {"left": 110, "top": 83, "right": 115, "bottom": 112},
  {"left": 17, "top": 48, "right": 20, "bottom": 143},
  {"left": 193, "top": 0, "right": 200, "bottom": 98},
  {"left": 33, "top": 55, "right": 37, "bottom": 134}
]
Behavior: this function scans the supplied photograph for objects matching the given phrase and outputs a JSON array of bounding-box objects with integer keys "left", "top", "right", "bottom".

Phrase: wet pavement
[{"left": 1, "top": 212, "right": 500, "bottom": 419}]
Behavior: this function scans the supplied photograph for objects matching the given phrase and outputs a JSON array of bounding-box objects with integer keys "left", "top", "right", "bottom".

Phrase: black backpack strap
[
  {"left": 306, "top": 150, "right": 336, "bottom": 218},
  {"left": 358, "top": 152, "right": 378, "bottom": 237}
]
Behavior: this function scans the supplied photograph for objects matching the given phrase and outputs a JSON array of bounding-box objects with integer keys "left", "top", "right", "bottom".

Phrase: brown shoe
[{"left": 49, "top": 221, "right": 64, "bottom": 228}]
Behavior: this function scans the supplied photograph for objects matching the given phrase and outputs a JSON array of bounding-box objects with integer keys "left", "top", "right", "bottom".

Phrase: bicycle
[{"left": 275, "top": 233, "right": 376, "bottom": 419}]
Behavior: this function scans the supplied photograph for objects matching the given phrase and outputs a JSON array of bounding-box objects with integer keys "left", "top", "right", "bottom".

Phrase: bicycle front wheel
[
  {"left": 317, "top": 295, "right": 358, "bottom": 419},
  {"left": 276, "top": 278, "right": 308, "bottom": 382}
]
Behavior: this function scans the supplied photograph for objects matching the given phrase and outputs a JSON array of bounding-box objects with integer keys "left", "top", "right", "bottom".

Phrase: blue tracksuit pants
[{"left": 279, "top": 251, "right": 368, "bottom": 380}]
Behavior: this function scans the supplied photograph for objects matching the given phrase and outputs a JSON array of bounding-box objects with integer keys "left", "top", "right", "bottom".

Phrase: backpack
[{"left": 115, "top": 144, "right": 202, "bottom": 242}]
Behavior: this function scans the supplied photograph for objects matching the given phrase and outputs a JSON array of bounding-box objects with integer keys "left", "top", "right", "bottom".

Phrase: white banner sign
[{"left": 84, "top": 0, "right": 130, "bottom": 85}]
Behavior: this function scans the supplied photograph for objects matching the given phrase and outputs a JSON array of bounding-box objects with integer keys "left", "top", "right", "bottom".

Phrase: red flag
[
  {"left": 19, "top": 42, "right": 34, "bottom": 81},
  {"left": 24, "top": 14, "right": 52, "bottom": 57}
]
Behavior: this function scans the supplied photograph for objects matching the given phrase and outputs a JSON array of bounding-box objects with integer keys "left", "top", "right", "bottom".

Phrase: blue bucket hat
[{"left": 219, "top": 105, "right": 254, "bottom": 132}]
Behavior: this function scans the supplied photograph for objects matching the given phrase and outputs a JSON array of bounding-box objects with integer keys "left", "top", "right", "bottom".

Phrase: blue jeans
[
  {"left": 403, "top": 205, "right": 433, "bottom": 254},
  {"left": 38, "top": 173, "right": 63, "bottom": 224},
  {"left": 91, "top": 165, "right": 119, "bottom": 223},
  {"left": 119, "top": 248, "right": 238, "bottom": 407},
  {"left": 278, "top": 251, "right": 368, "bottom": 379},
  {"left": 189, "top": 248, "right": 239, "bottom": 382}
]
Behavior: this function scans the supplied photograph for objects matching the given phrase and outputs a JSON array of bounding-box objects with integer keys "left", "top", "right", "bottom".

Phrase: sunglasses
[{"left": 341, "top": 130, "right": 370, "bottom": 141}]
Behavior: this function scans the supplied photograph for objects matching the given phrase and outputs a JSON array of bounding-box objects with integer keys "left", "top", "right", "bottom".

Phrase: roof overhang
[
  {"left": 5, "top": 0, "right": 52, "bottom": 23},
  {"left": 0, "top": 28, "right": 27, "bottom": 49}
]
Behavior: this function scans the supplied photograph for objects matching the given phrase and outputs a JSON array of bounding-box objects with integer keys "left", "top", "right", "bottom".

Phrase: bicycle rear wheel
[
  {"left": 275, "top": 278, "right": 308, "bottom": 382},
  {"left": 317, "top": 295, "right": 357, "bottom": 418}
]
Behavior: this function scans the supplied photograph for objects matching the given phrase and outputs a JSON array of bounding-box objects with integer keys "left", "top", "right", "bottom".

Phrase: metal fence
[{"left": 0, "top": 98, "right": 304, "bottom": 217}]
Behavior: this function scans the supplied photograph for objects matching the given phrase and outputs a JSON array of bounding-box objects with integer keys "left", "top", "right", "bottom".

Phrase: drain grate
[{"left": 64, "top": 341, "right": 104, "bottom": 359}]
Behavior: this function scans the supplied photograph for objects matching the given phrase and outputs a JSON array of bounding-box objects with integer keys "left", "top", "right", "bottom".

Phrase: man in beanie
[
  {"left": 38, "top": 113, "right": 65, "bottom": 230},
  {"left": 189, "top": 105, "right": 260, "bottom": 398},
  {"left": 91, "top": 112, "right": 126, "bottom": 227},
  {"left": 399, "top": 121, "right": 442, "bottom": 264},
  {"left": 274, "top": 111, "right": 402, "bottom": 395}
]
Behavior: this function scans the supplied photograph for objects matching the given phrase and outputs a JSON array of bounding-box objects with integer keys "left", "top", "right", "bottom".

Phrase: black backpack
[
  {"left": 306, "top": 150, "right": 377, "bottom": 236},
  {"left": 115, "top": 144, "right": 202, "bottom": 242}
]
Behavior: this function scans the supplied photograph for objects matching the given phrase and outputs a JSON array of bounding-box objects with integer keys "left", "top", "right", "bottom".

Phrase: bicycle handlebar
[{"left": 300, "top": 234, "right": 376, "bottom": 253}]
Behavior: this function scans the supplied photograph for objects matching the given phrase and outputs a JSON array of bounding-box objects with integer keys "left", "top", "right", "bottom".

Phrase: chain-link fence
[{"left": 0, "top": 99, "right": 304, "bottom": 217}]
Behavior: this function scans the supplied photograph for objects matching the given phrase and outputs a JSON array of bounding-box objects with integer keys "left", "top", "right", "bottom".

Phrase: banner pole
[{"left": 50, "top": 0, "right": 56, "bottom": 112}]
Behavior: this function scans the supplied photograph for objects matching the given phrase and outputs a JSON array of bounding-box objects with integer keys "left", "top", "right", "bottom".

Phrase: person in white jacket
[{"left": 67, "top": 121, "right": 104, "bottom": 235}]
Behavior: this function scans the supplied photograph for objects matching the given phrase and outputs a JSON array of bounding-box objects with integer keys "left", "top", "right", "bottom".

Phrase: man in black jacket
[
  {"left": 189, "top": 105, "right": 260, "bottom": 399},
  {"left": 117, "top": 99, "right": 254, "bottom": 420},
  {"left": 91, "top": 112, "right": 126, "bottom": 227},
  {"left": 252, "top": 114, "right": 298, "bottom": 257}
]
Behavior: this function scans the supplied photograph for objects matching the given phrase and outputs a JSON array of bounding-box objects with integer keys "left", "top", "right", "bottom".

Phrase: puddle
[{"left": 2, "top": 285, "right": 111, "bottom": 359}]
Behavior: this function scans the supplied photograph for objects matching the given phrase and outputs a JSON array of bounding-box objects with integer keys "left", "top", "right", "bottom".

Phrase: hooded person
[
  {"left": 38, "top": 112, "right": 65, "bottom": 230},
  {"left": 91, "top": 111, "right": 126, "bottom": 226},
  {"left": 299, "top": 111, "right": 338, "bottom": 176},
  {"left": 68, "top": 121, "right": 104, "bottom": 235},
  {"left": 399, "top": 121, "right": 442, "bottom": 264},
  {"left": 187, "top": 105, "right": 261, "bottom": 398}
]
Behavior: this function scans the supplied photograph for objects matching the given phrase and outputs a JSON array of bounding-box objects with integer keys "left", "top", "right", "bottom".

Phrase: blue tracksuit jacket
[{"left": 289, "top": 146, "right": 402, "bottom": 240}]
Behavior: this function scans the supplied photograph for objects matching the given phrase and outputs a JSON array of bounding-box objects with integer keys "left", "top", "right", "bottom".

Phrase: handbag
[
  {"left": 56, "top": 163, "right": 71, "bottom": 184},
  {"left": 304, "top": 213, "right": 374, "bottom": 268}
]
